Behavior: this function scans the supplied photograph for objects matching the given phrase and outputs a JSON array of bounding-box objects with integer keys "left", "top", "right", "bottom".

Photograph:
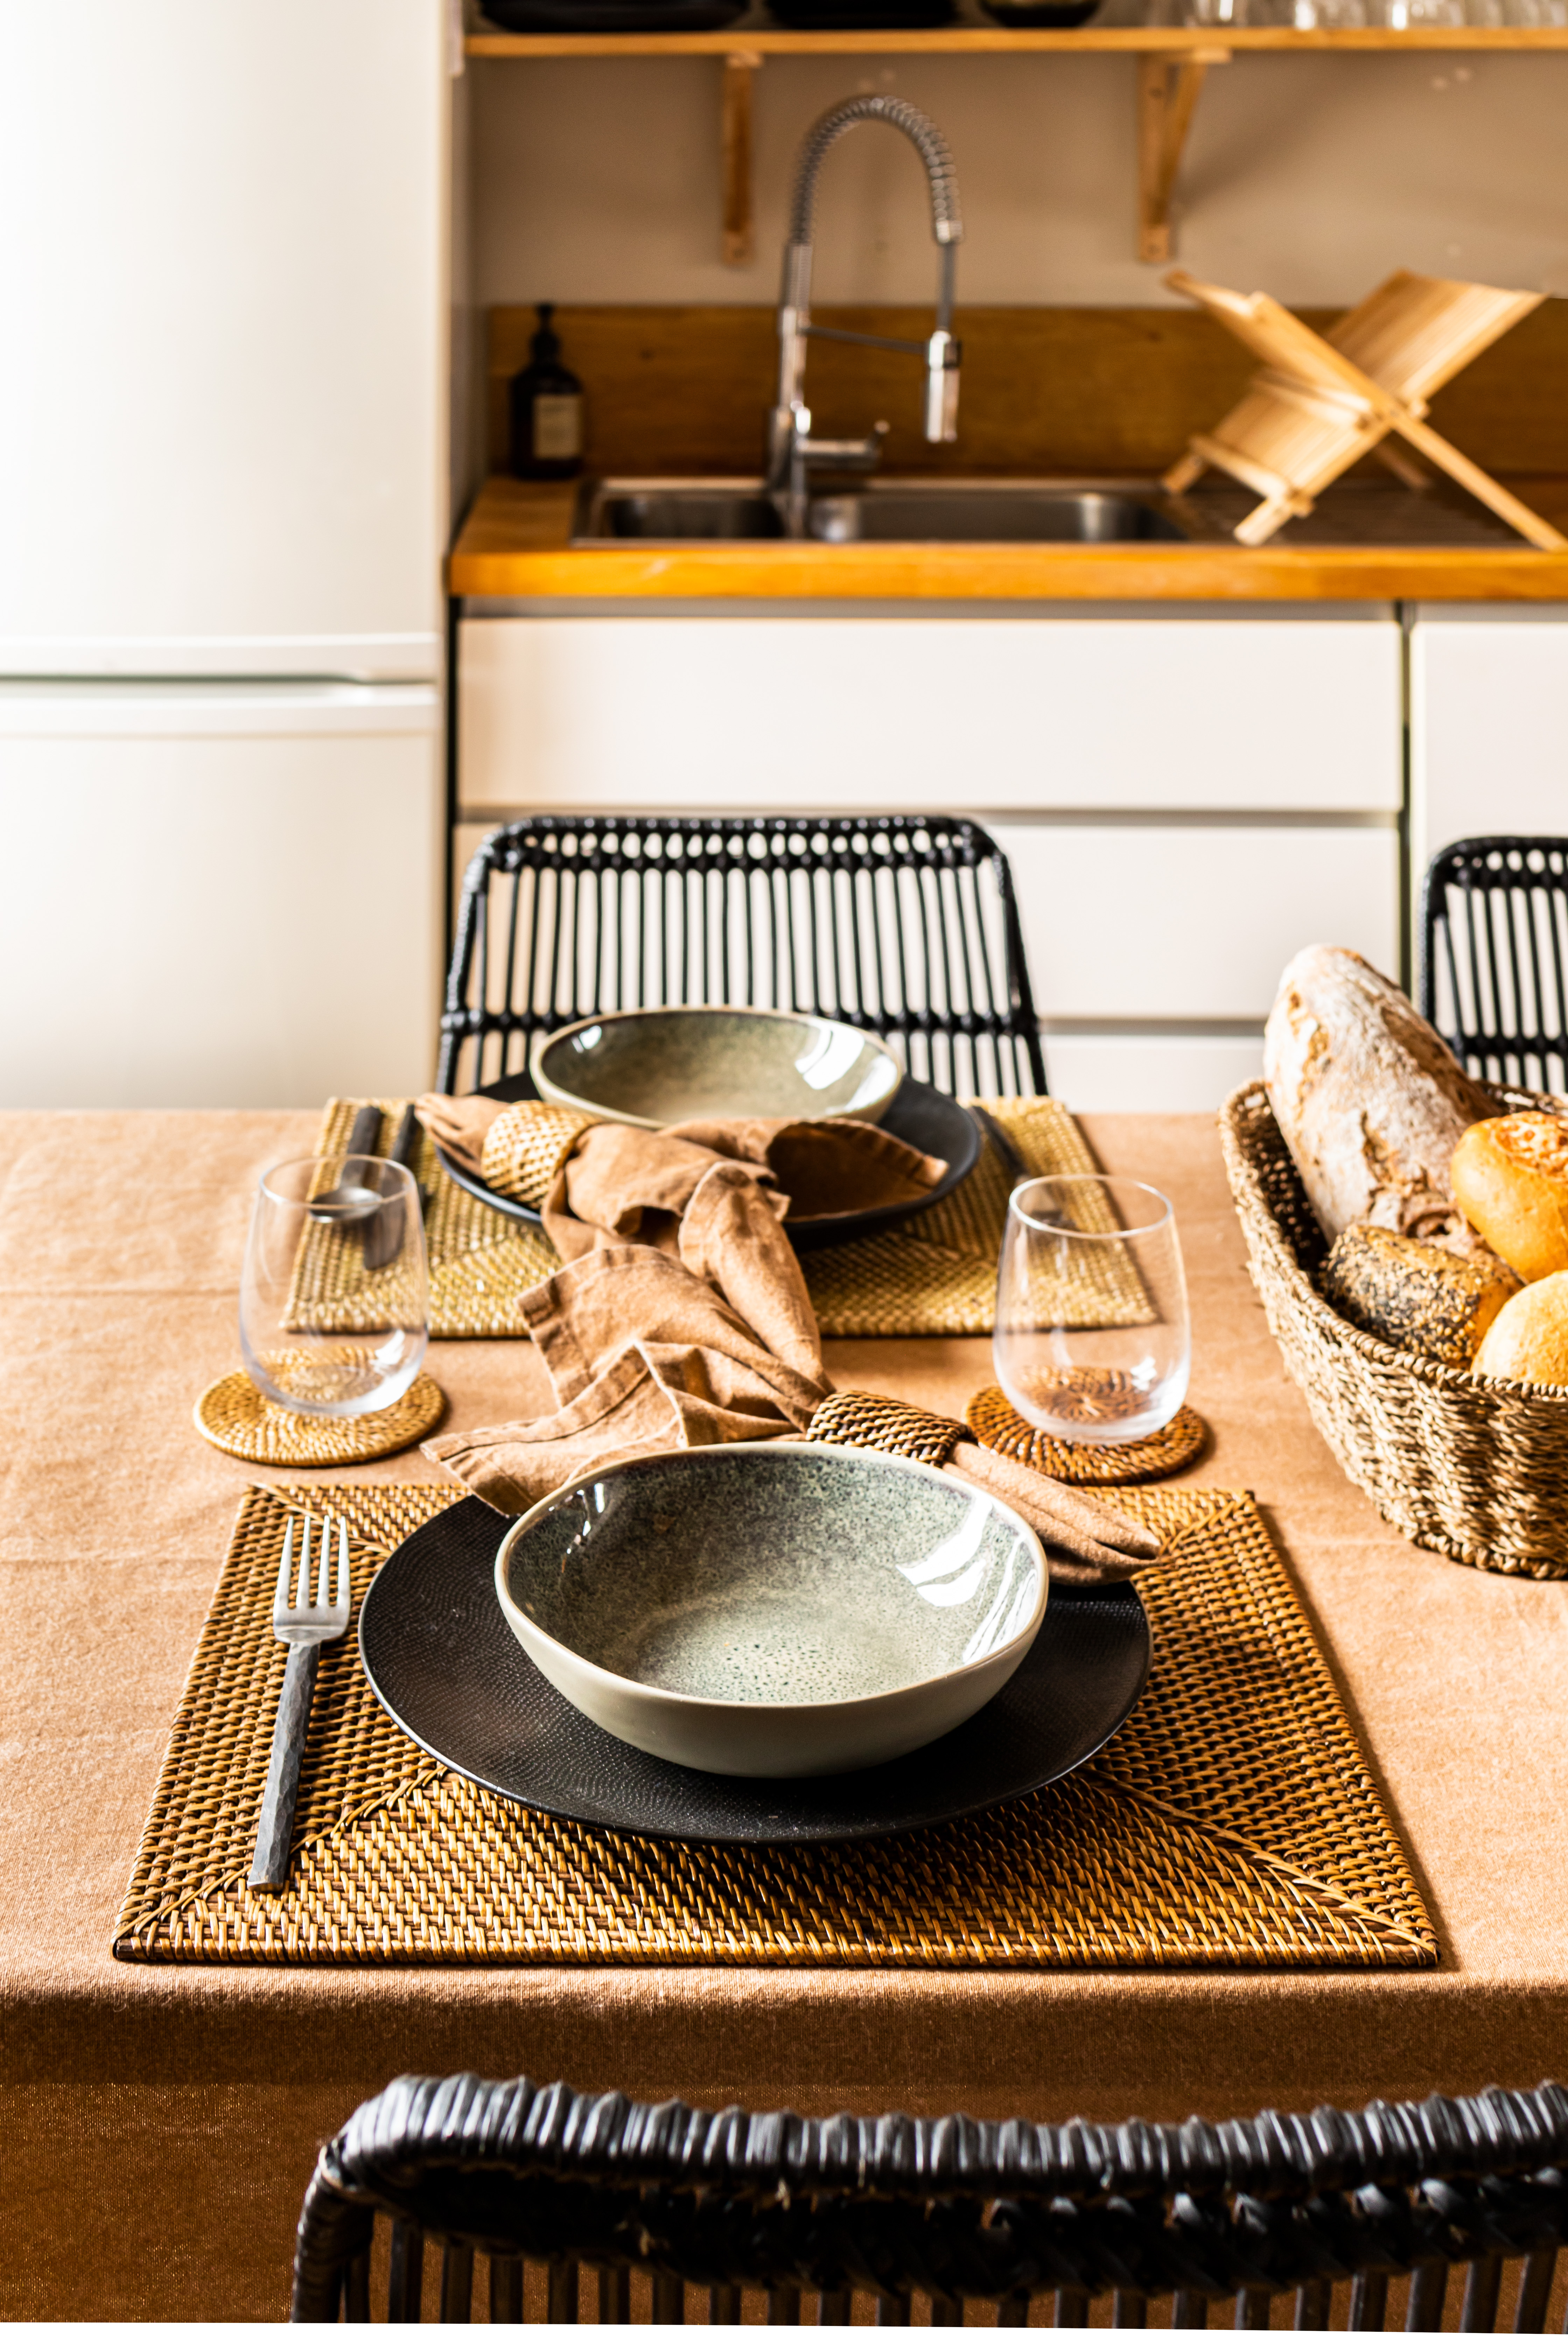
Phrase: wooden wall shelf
[
  {"left": 467, "top": 26, "right": 1568, "bottom": 52},
  {"left": 468, "top": 25, "right": 1568, "bottom": 265}
]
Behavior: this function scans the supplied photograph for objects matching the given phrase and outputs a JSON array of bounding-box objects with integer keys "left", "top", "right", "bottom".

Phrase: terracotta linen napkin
[
  {"left": 417, "top": 1094, "right": 1161, "bottom": 1584},
  {"left": 415, "top": 1091, "right": 945, "bottom": 1238}
]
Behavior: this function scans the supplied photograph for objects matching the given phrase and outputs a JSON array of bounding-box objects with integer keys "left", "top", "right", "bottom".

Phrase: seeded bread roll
[
  {"left": 1450, "top": 1112, "right": 1568, "bottom": 1284},
  {"left": 1472, "top": 1270, "right": 1568, "bottom": 1387},
  {"left": 1322, "top": 1223, "right": 1520, "bottom": 1366}
]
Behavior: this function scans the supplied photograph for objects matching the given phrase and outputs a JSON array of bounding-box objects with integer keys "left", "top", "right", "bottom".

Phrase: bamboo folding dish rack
[
  {"left": 1163, "top": 266, "right": 1565, "bottom": 551},
  {"left": 1219, "top": 1081, "right": 1568, "bottom": 1580}
]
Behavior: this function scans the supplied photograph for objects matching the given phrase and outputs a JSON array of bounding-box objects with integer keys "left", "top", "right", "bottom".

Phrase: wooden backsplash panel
[{"left": 488, "top": 300, "right": 1568, "bottom": 479}]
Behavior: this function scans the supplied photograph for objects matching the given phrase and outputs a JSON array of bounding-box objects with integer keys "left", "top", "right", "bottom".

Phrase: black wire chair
[
  {"left": 436, "top": 813, "right": 1046, "bottom": 1101},
  {"left": 292, "top": 2072, "right": 1568, "bottom": 2329},
  {"left": 1418, "top": 835, "right": 1568, "bottom": 1093}
]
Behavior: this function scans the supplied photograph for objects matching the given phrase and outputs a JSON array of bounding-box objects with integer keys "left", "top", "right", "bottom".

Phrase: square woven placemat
[
  {"left": 311, "top": 1095, "right": 1122, "bottom": 1342},
  {"left": 114, "top": 1482, "right": 1436, "bottom": 1970}
]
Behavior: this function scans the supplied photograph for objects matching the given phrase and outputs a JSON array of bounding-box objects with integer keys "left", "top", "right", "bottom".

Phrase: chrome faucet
[{"left": 767, "top": 95, "right": 964, "bottom": 536}]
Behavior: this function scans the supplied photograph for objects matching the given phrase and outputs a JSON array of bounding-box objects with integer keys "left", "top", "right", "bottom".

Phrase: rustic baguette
[
  {"left": 1322, "top": 1222, "right": 1519, "bottom": 1366},
  {"left": 1264, "top": 945, "right": 1493, "bottom": 1244}
]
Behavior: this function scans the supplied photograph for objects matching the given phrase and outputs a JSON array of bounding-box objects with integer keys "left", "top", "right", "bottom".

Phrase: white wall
[{"left": 466, "top": 42, "right": 1568, "bottom": 309}]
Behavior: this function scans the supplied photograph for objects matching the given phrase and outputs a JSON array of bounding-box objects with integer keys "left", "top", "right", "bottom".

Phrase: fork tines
[{"left": 273, "top": 1511, "right": 351, "bottom": 1623}]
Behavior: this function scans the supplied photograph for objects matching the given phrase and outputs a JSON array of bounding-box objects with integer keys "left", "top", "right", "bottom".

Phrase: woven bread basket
[{"left": 1219, "top": 1080, "right": 1568, "bottom": 1580}]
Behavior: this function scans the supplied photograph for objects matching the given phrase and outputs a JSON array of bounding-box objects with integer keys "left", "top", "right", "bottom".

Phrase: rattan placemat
[
  {"left": 309, "top": 1096, "right": 1141, "bottom": 1341},
  {"left": 114, "top": 1482, "right": 1436, "bottom": 1970}
]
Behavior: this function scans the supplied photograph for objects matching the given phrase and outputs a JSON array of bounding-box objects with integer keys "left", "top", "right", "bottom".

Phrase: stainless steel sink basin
[
  {"left": 572, "top": 477, "right": 1190, "bottom": 547},
  {"left": 580, "top": 486, "right": 785, "bottom": 542},
  {"left": 808, "top": 486, "right": 1187, "bottom": 544}
]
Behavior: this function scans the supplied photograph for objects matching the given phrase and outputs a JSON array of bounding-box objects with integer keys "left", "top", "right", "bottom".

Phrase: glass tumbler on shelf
[
  {"left": 240, "top": 1155, "right": 428, "bottom": 1416},
  {"left": 994, "top": 1175, "right": 1191, "bottom": 1447}
]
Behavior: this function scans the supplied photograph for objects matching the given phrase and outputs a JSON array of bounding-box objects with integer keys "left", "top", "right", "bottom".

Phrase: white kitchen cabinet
[
  {"left": 455, "top": 602, "right": 1405, "bottom": 1111},
  {"left": 989, "top": 822, "right": 1401, "bottom": 1022},
  {"left": 1409, "top": 605, "right": 1568, "bottom": 893},
  {"left": 0, "top": 684, "right": 442, "bottom": 1109},
  {"left": 1037, "top": 1032, "right": 1266, "bottom": 1115},
  {"left": 458, "top": 607, "right": 1403, "bottom": 816}
]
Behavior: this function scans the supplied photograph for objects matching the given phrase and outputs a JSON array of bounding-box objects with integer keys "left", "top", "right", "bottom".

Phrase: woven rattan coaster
[
  {"left": 309, "top": 1094, "right": 1126, "bottom": 1342},
  {"left": 114, "top": 1480, "right": 1436, "bottom": 1969},
  {"left": 194, "top": 1371, "right": 446, "bottom": 1468},
  {"left": 967, "top": 1385, "right": 1208, "bottom": 1485}
]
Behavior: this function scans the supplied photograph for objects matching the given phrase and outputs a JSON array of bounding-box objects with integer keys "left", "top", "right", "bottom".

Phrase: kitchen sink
[
  {"left": 808, "top": 487, "right": 1187, "bottom": 544},
  {"left": 579, "top": 486, "right": 786, "bottom": 542},
  {"left": 572, "top": 478, "right": 1191, "bottom": 546}
]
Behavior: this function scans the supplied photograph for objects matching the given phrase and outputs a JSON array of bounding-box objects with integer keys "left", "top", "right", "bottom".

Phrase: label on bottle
[{"left": 532, "top": 393, "right": 584, "bottom": 461}]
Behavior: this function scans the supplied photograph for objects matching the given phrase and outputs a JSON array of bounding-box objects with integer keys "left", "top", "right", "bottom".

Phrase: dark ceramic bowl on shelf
[
  {"left": 976, "top": 0, "right": 1100, "bottom": 20},
  {"left": 768, "top": 0, "right": 956, "bottom": 23},
  {"left": 480, "top": 0, "right": 747, "bottom": 29}
]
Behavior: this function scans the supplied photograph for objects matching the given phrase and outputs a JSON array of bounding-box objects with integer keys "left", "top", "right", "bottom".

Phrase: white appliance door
[
  {"left": 0, "top": 684, "right": 442, "bottom": 1108},
  {"left": 0, "top": 0, "right": 446, "bottom": 680}
]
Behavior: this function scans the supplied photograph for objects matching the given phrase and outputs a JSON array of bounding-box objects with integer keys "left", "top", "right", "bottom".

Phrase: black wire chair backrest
[
  {"left": 437, "top": 813, "right": 1046, "bottom": 1101},
  {"left": 1419, "top": 835, "right": 1568, "bottom": 1093},
  {"left": 292, "top": 2071, "right": 1568, "bottom": 2329}
]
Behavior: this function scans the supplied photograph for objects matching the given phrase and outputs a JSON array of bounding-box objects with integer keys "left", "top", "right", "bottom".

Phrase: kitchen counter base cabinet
[
  {"left": 458, "top": 608, "right": 1402, "bottom": 817},
  {"left": 990, "top": 820, "right": 1400, "bottom": 1023},
  {"left": 451, "top": 816, "right": 1395, "bottom": 1111},
  {"left": 0, "top": 684, "right": 442, "bottom": 1110},
  {"left": 988, "top": 817, "right": 1398, "bottom": 1110},
  {"left": 456, "top": 604, "right": 1402, "bottom": 1112},
  {"left": 1410, "top": 603, "right": 1568, "bottom": 912}
]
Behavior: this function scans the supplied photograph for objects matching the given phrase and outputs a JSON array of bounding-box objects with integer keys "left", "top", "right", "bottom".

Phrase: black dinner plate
[
  {"left": 434, "top": 1070, "right": 981, "bottom": 1251},
  {"left": 358, "top": 1495, "right": 1151, "bottom": 1846}
]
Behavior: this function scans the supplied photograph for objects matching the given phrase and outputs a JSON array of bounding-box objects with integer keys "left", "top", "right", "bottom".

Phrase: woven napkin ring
[
  {"left": 805, "top": 1389, "right": 972, "bottom": 1468},
  {"left": 479, "top": 1102, "right": 600, "bottom": 1209}
]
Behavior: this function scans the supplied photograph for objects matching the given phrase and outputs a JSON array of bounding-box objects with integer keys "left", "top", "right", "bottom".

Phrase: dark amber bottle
[{"left": 507, "top": 302, "right": 585, "bottom": 482}]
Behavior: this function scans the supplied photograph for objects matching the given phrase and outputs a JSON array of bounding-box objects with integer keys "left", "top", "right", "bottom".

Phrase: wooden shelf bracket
[
  {"left": 1137, "top": 48, "right": 1228, "bottom": 264},
  {"left": 721, "top": 51, "right": 762, "bottom": 267}
]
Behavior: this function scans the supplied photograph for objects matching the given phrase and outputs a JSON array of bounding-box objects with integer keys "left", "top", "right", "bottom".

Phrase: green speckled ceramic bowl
[
  {"left": 530, "top": 1005, "right": 903, "bottom": 1131},
  {"left": 493, "top": 1442, "right": 1048, "bottom": 1778}
]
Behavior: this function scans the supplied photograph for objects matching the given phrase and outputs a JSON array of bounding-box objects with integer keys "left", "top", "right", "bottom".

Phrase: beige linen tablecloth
[{"left": 3, "top": 1109, "right": 1567, "bottom": 2320}]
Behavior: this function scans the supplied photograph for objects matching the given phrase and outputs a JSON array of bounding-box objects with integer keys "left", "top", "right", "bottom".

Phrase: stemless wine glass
[
  {"left": 240, "top": 1155, "right": 428, "bottom": 1415},
  {"left": 994, "top": 1175, "right": 1190, "bottom": 1447}
]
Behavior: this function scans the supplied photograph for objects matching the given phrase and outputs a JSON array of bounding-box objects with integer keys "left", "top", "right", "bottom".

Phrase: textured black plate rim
[
  {"left": 433, "top": 1071, "right": 980, "bottom": 1250},
  {"left": 356, "top": 1503, "right": 1151, "bottom": 1848}
]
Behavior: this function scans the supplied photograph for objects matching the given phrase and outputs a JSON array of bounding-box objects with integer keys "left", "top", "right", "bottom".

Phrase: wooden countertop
[{"left": 450, "top": 476, "right": 1568, "bottom": 603}]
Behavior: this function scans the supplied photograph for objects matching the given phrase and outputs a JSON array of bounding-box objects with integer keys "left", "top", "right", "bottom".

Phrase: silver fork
[{"left": 249, "top": 1512, "right": 351, "bottom": 1891}]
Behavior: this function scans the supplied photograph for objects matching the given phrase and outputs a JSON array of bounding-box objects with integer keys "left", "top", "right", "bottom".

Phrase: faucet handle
[{"left": 798, "top": 420, "right": 887, "bottom": 472}]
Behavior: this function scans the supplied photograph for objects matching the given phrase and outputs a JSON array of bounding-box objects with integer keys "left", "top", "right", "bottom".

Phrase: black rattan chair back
[
  {"left": 437, "top": 813, "right": 1046, "bottom": 1100},
  {"left": 292, "top": 2072, "right": 1568, "bottom": 2328},
  {"left": 1419, "top": 835, "right": 1568, "bottom": 1092}
]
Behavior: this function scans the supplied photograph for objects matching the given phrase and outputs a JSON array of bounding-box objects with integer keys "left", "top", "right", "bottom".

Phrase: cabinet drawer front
[
  {"left": 1042, "top": 1031, "right": 1265, "bottom": 1114},
  {"left": 460, "top": 614, "right": 1402, "bottom": 817},
  {"left": 990, "top": 821, "right": 1400, "bottom": 1021},
  {"left": 1411, "top": 610, "right": 1568, "bottom": 855}
]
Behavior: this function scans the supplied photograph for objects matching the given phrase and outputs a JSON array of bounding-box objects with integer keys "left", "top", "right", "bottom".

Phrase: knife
[
  {"left": 972, "top": 1101, "right": 1028, "bottom": 1185},
  {"left": 363, "top": 1102, "right": 424, "bottom": 1272}
]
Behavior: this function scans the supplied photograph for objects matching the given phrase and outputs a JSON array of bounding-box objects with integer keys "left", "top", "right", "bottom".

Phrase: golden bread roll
[
  {"left": 1450, "top": 1113, "right": 1568, "bottom": 1284},
  {"left": 1472, "top": 1270, "right": 1568, "bottom": 1387},
  {"left": 1322, "top": 1224, "right": 1519, "bottom": 1365}
]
